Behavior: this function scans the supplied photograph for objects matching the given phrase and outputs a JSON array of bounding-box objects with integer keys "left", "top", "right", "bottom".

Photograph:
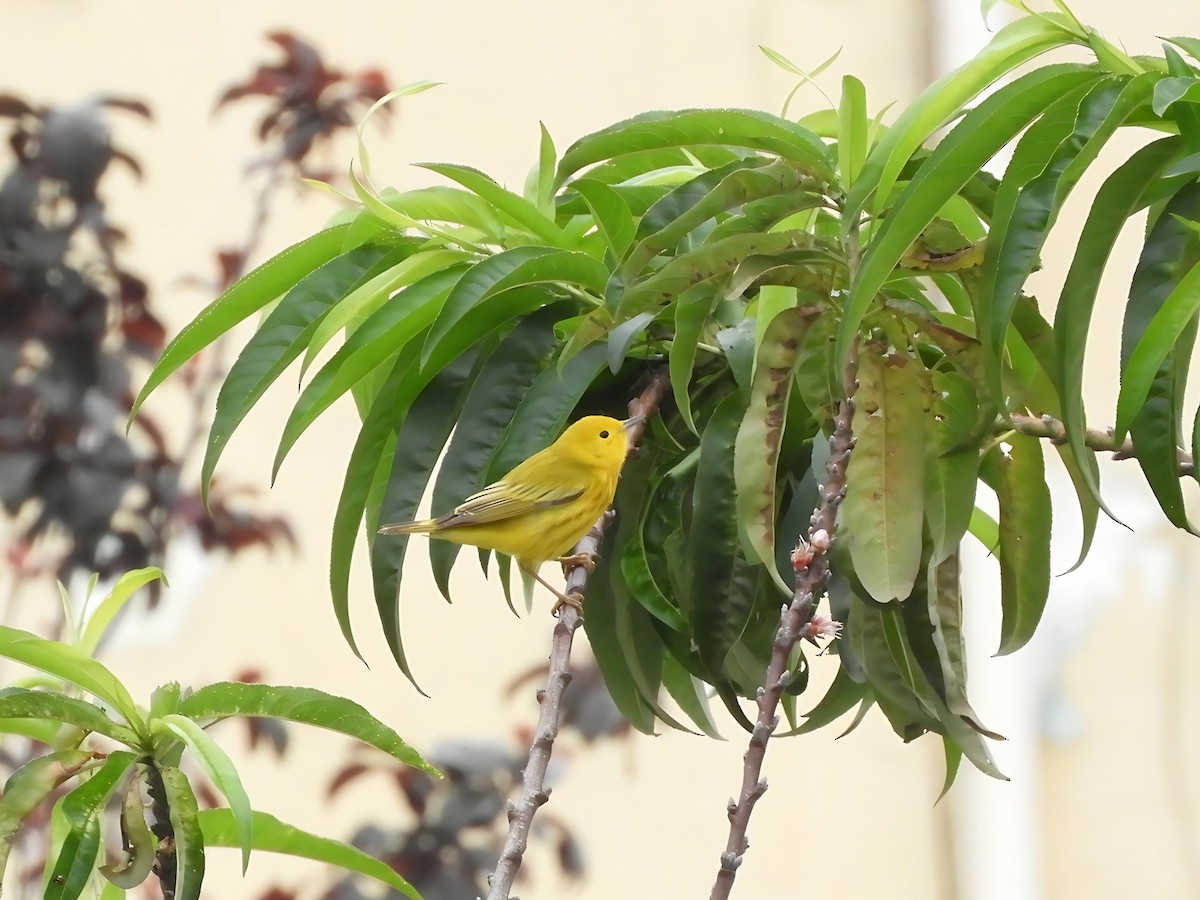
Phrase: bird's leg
[
  {"left": 556, "top": 552, "right": 596, "bottom": 577},
  {"left": 521, "top": 565, "right": 585, "bottom": 617}
]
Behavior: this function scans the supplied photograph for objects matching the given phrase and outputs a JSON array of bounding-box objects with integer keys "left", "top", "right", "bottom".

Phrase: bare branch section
[
  {"left": 709, "top": 350, "right": 858, "bottom": 900},
  {"left": 1007, "top": 413, "right": 1196, "bottom": 477},
  {"left": 486, "top": 370, "right": 670, "bottom": 900}
]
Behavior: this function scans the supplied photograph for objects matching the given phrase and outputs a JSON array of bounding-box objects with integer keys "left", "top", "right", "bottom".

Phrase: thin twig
[
  {"left": 1007, "top": 413, "right": 1196, "bottom": 477},
  {"left": 485, "top": 370, "right": 670, "bottom": 900},
  {"left": 710, "top": 347, "right": 858, "bottom": 900}
]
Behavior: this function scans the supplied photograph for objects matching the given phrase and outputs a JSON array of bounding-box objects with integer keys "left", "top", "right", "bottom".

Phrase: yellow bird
[{"left": 378, "top": 414, "right": 642, "bottom": 611}]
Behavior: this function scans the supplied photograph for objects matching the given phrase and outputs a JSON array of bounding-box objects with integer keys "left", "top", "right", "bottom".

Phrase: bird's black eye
[{"left": 599, "top": 430, "right": 610, "bottom": 439}]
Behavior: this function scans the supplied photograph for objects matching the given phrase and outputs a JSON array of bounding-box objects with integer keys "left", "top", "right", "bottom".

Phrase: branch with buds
[
  {"left": 485, "top": 370, "right": 670, "bottom": 900},
  {"left": 1007, "top": 412, "right": 1196, "bottom": 477},
  {"left": 709, "top": 348, "right": 857, "bottom": 900}
]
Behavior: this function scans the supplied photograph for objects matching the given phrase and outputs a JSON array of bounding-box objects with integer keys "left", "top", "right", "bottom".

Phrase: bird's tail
[{"left": 378, "top": 519, "right": 438, "bottom": 535}]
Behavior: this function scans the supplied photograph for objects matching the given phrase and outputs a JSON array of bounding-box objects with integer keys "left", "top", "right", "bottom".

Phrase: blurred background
[{"left": 2, "top": 1, "right": 1199, "bottom": 897}]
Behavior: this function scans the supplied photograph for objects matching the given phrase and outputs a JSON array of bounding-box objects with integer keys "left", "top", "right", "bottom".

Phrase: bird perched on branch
[{"left": 379, "top": 414, "right": 642, "bottom": 612}]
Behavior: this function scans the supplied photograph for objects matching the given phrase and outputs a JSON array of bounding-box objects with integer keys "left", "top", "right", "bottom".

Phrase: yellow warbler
[{"left": 378, "top": 414, "right": 641, "bottom": 610}]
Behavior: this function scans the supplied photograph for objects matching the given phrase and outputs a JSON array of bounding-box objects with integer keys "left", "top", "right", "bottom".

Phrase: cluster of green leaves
[
  {"left": 132, "top": 6, "right": 1200, "bottom": 780},
  {"left": 0, "top": 569, "right": 432, "bottom": 899}
]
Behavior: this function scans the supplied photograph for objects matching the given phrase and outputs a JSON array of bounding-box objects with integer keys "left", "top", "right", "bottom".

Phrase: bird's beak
[{"left": 621, "top": 414, "right": 645, "bottom": 431}]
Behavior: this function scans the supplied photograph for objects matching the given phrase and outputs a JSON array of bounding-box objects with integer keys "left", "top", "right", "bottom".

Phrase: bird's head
[{"left": 558, "top": 414, "right": 641, "bottom": 470}]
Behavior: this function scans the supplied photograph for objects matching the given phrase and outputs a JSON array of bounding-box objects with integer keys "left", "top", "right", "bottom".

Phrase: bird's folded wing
[{"left": 433, "top": 479, "right": 585, "bottom": 528}]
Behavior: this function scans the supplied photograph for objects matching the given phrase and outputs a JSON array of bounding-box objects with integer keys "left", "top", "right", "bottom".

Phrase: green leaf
[
  {"left": 0, "top": 627, "right": 142, "bottom": 732},
  {"left": 198, "top": 809, "right": 419, "bottom": 899},
  {"left": 47, "top": 751, "right": 137, "bottom": 900},
  {"left": 584, "top": 550, "right": 657, "bottom": 734},
  {"left": 1117, "top": 257, "right": 1200, "bottom": 438},
  {"left": 669, "top": 285, "right": 719, "bottom": 434},
  {"left": 940, "top": 737, "right": 963, "bottom": 801},
  {"left": 485, "top": 342, "right": 609, "bottom": 481},
  {"left": 329, "top": 355, "right": 417, "bottom": 661},
  {"left": 979, "top": 73, "right": 1155, "bottom": 402},
  {"left": 1152, "top": 76, "right": 1200, "bottom": 116},
  {"left": 160, "top": 715, "right": 253, "bottom": 873},
  {"left": 979, "top": 437, "right": 1051, "bottom": 655},
  {"left": 569, "top": 179, "right": 637, "bottom": 262},
  {"left": 78, "top": 567, "right": 167, "bottom": 657},
  {"left": 1121, "top": 182, "right": 1200, "bottom": 529},
  {"left": 428, "top": 306, "right": 564, "bottom": 598},
  {"left": 842, "top": 343, "right": 929, "bottom": 603},
  {"left": 735, "top": 307, "right": 815, "bottom": 576},
  {"left": 689, "top": 392, "right": 757, "bottom": 675},
  {"left": 271, "top": 266, "right": 465, "bottom": 481},
  {"left": 158, "top": 766, "right": 205, "bottom": 900},
  {"left": 422, "top": 248, "right": 606, "bottom": 367},
  {"left": 1009, "top": 295, "right": 1099, "bottom": 571},
  {"left": 301, "top": 248, "right": 469, "bottom": 380},
  {"left": 0, "top": 717, "right": 62, "bottom": 744},
  {"left": 0, "top": 750, "right": 96, "bottom": 883},
  {"left": 380, "top": 185, "right": 506, "bottom": 235},
  {"left": 1166, "top": 36, "right": 1200, "bottom": 65},
  {"left": 925, "top": 372, "right": 980, "bottom": 566},
  {"left": 621, "top": 230, "right": 827, "bottom": 318},
  {"left": 179, "top": 682, "right": 438, "bottom": 777},
  {"left": 130, "top": 225, "right": 358, "bottom": 423},
  {"left": 201, "top": 246, "right": 399, "bottom": 504},
  {"left": 556, "top": 108, "right": 833, "bottom": 186},
  {"left": 845, "top": 14, "right": 1085, "bottom": 223},
  {"left": 1055, "top": 138, "right": 1181, "bottom": 524},
  {"left": 624, "top": 159, "right": 810, "bottom": 275},
  {"left": 371, "top": 349, "right": 480, "bottom": 678},
  {"left": 606, "top": 311, "right": 655, "bottom": 374},
  {"left": 100, "top": 772, "right": 156, "bottom": 889},
  {"left": 660, "top": 654, "right": 722, "bottom": 739},
  {"left": 837, "top": 75, "right": 868, "bottom": 188},
  {"left": 925, "top": 553, "right": 1002, "bottom": 739},
  {"left": 0, "top": 689, "right": 140, "bottom": 746},
  {"left": 792, "top": 663, "right": 869, "bottom": 735},
  {"left": 794, "top": 309, "right": 841, "bottom": 430},
  {"left": 837, "top": 64, "right": 1099, "bottom": 365},
  {"left": 416, "top": 162, "right": 571, "bottom": 248}
]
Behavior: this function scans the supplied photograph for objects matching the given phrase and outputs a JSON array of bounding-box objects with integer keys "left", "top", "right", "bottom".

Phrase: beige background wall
[{"left": 2, "top": 1, "right": 1199, "bottom": 898}]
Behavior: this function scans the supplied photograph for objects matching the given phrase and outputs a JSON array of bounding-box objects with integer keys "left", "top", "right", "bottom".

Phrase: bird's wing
[{"left": 432, "top": 478, "right": 585, "bottom": 529}]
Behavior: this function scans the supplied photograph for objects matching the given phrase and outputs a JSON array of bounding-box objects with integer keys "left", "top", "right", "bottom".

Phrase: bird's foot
[
  {"left": 551, "top": 589, "right": 585, "bottom": 618},
  {"left": 556, "top": 553, "right": 596, "bottom": 576}
]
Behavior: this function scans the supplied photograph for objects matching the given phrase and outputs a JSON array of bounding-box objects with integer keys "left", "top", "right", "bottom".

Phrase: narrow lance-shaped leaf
[
  {"left": 845, "top": 13, "right": 1085, "bottom": 223},
  {"left": 669, "top": 285, "right": 719, "bottom": 434},
  {"left": 158, "top": 766, "right": 205, "bottom": 900},
  {"left": 201, "top": 245, "right": 399, "bottom": 505},
  {"left": 980, "top": 437, "right": 1052, "bottom": 655},
  {"left": 130, "top": 225, "right": 360, "bottom": 422},
  {"left": 689, "top": 392, "right": 758, "bottom": 676},
  {"left": 980, "top": 74, "right": 1156, "bottom": 402},
  {"left": 428, "top": 306, "right": 565, "bottom": 598},
  {"left": 179, "top": 683, "right": 438, "bottom": 776},
  {"left": 838, "top": 75, "right": 868, "bottom": 188},
  {"left": 271, "top": 266, "right": 465, "bottom": 481},
  {"left": 421, "top": 247, "right": 607, "bottom": 367},
  {"left": 46, "top": 751, "right": 137, "bottom": 900},
  {"left": 329, "top": 355, "right": 417, "bottom": 661},
  {"left": 161, "top": 715, "right": 253, "bottom": 873},
  {"left": 0, "top": 750, "right": 96, "bottom": 883},
  {"left": 0, "top": 627, "right": 142, "bottom": 732},
  {"left": 416, "top": 162, "right": 572, "bottom": 248},
  {"left": 78, "top": 567, "right": 167, "bottom": 657},
  {"left": 0, "top": 689, "right": 140, "bottom": 746},
  {"left": 568, "top": 179, "right": 636, "bottom": 262},
  {"left": 735, "top": 306, "right": 816, "bottom": 578},
  {"left": 300, "top": 247, "right": 469, "bottom": 379},
  {"left": 371, "top": 349, "right": 481, "bottom": 680},
  {"left": 836, "top": 63, "right": 1099, "bottom": 366},
  {"left": 555, "top": 108, "right": 833, "bottom": 187},
  {"left": 924, "top": 371, "right": 979, "bottom": 566},
  {"left": 198, "top": 809, "right": 420, "bottom": 900},
  {"left": 842, "top": 342, "right": 929, "bottom": 603},
  {"left": 1054, "top": 138, "right": 1181, "bottom": 524}
]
